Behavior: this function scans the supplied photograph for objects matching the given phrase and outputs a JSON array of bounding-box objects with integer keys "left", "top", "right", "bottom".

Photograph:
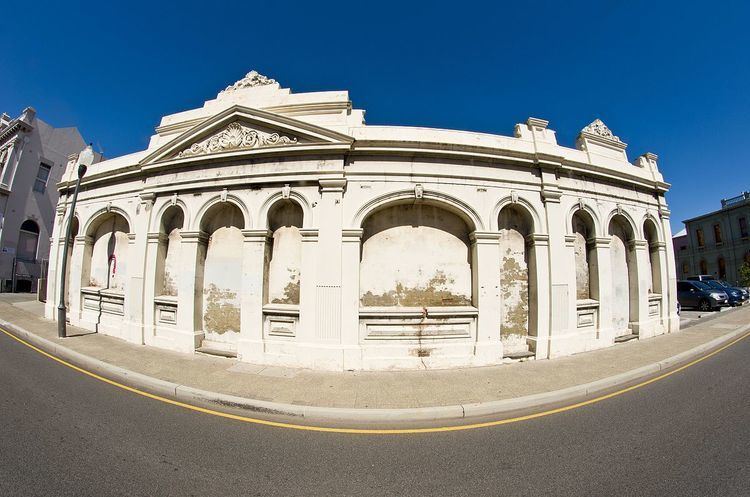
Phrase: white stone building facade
[{"left": 46, "top": 71, "right": 679, "bottom": 370}]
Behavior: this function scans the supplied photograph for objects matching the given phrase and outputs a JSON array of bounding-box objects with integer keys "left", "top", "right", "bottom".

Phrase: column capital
[
  {"left": 180, "top": 230, "right": 209, "bottom": 244},
  {"left": 300, "top": 228, "right": 320, "bottom": 242},
  {"left": 592, "top": 237, "right": 611, "bottom": 248},
  {"left": 629, "top": 239, "right": 649, "bottom": 251},
  {"left": 319, "top": 177, "right": 347, "bottom": 193},
  {"left": 526, "top": 233, "right": 550, "bottom": 247},
  {"left": 242, "top": 229, "right": 272, "bottom": 242},
  {"left": 146, "top": 232, "right": 168, "bottom": 244},
  {"left": 564, "top": 234, "right": 577, "bottom": 247},
  {"left": 469, "top": 231, "right": 501, "bottom": 244},
  {"left": 541, "top": 186, "right": 563, "bottom": 203},
  {"left": 75, "top": 235, "right": 94, "bottom": 246}
]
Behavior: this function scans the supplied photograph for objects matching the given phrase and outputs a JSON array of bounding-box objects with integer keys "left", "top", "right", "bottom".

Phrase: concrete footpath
[{"left": 1, "top": 294, "right": 748, "bottom": 424}]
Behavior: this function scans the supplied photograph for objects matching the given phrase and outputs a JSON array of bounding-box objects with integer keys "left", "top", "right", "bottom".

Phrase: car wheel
[{"left": 698, "top": 299, "right": 711, "bottom": 312}]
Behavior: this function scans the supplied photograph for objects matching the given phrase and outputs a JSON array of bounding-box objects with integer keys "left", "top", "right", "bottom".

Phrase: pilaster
[
  {"left": 237, "top": 229, "right": 271, "bottom": 362},
  {"left": 176, "top": 231, "right": 208, "bottom": 349},
  {"left": 470, "top": 231, "right": 502, "bottom": 361},
  {"left": 340, "top": 228, "right": 362, "bottom": 369},
  {"left": 629, "top": 239, "right": 652, "bottom": 337}
]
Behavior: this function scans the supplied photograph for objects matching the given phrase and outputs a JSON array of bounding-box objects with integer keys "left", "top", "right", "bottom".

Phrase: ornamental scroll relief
[{"left": 176, "top": 122, "right": 298, "bottom": 158}]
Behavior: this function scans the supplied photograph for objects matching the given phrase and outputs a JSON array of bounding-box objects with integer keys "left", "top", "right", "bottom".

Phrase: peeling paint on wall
[
  {"left": 610, "top": 221, "right": 631, "bottom": 334},
  {"left": 202, "top": 226, "right": 243, "bottom": 341},
  {"left": 499, "top": 228, "right": 529, "bottom": 353},
  {"left": 162, "top": 228, "right": 182, "bottom": 296},
  {"left": 573, "top": 231, "right": 590, "bottom": 299},
  {"left": 89, "top": 215, "right": 129, "bottom": 291},
  {"left": 360, "top": 204, "right": 472, "bottom": 307},
  {"left": 267, "top": 228, "right": 302, "bottom": 305}
]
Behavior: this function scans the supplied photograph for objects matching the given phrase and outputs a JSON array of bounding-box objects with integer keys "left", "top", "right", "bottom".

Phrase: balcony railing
[{"left": 721, "top": 191, "right": 750, "bottom": 208}]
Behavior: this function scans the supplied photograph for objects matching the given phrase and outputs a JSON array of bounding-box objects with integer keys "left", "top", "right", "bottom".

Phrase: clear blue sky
[{"left": 2, "top": 1, "right": 747, "bottom": 233}]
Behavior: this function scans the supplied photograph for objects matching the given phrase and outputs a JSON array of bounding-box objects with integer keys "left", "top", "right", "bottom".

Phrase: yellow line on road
[{"left": 1, "top": 325, "right": 748, "bottom": 435}]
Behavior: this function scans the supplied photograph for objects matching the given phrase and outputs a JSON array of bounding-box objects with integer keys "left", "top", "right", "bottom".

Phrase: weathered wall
[
  {"left": 88, "top": 214, "right": 129, "bottom": 291},
  {"left": 610, "top": 220, "right": 631, "bottom": 334},
  {"left": 266, "top": 201, "right": 303, "bottom": 305},
  {"left": 498, "top": 207, "right": 531, "bottom": 354},
  {"left": 202, "top": 226, "right": 242, "bottom": 341},
  {"left": 162, "top": 228, "right": 182, "bottom": 296},
  {"left": 572, "top": 214, "right": 591, "bottom": 300},
  {"left": 360, "top": 204, "right": 471, "bottom": 307}
]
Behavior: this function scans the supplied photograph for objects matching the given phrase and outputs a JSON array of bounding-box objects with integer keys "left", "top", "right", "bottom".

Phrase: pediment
[{"left": 140, "top": 105, "right": 354, "bottom": 165}]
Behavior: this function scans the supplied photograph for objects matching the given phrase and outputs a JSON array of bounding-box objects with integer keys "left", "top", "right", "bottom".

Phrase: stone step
[
  {"left": 503, "top": 350, "right": 536, "bottom": 360},
  {"left": 614, "top": 333, "right": 639, "bottom": 343},
  {"left": 196, "top": 346, "right": 237, "bottom": 358}
]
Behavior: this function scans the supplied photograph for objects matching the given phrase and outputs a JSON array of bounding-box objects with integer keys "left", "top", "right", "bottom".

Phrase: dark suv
[
  {"left": 687, "top": 276, "right": 749, "bottom": 306},
  {"left": 677, "top": 280, "right": 728, "bottom": 311}
]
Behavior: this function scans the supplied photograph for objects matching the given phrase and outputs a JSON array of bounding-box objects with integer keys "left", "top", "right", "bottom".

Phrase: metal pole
[{"left": 57, "top": 165, "right": 86, "bottom": 338}]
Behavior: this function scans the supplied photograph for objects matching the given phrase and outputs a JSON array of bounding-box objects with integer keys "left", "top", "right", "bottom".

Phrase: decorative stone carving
[
  {"left": 414, "top": 184, "right": 424, "bottom": 199},
  {"left": 177, "top": 122, "right": 298, "bottom": 158},
  {"left": 511, "top": 190, "right": 519, "bottom": 204},
  {"left": 220, "top": 188, "right": 228, "bottom": 202},
  {"left": 581, "top": 119, "right": 622, "bottom": 143},
  {"left": 282, "top": 184, "right": 291, "bottom": 199},
  {"left": 170, "top": 193, "right": 178, "bottom": 206},
  {"left": 218, "top": 70, "right": 276, "bottom": 96}
]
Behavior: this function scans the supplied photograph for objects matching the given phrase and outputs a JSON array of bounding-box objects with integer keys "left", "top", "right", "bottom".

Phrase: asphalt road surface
[{"left": 1, "top": 330, "right": 748, "bottom": 497}]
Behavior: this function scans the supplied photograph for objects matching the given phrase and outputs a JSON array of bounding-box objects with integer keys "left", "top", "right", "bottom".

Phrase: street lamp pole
[{"left": 57, "top": 145, "right": 94, "bottom": 338}]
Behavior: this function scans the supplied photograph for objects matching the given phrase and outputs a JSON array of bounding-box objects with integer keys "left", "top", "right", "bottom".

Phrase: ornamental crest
[
  {"left": 176, "top": 122, "right": 298, "bottom": 158},
  {"left": 581, "top": 119, "right": 622, "bottom": 143},
  {"left": 218, "top": 70, "right": 276, "bottom": 96}
]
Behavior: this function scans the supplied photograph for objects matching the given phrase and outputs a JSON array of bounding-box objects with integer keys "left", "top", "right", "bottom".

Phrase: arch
[
  {"left": 259, "top": 191, "right": 312, "bottom": 229},
  {"left": 497, "top": 203, "right": 537, "bottom": 355},
  {"left": 352, "top": 189, "right": 484, "bottom": 232},
  {"left": 492, "top": 195, "right": 542, "bottom": 234},
  {"left": 359, "top": 202, "right": 473, "bottom": 307},
  {"left": 17, "top": 219, "right": 40, "bottom": 261},
  {"left": 150, "top": 198, "right": 191, "bottom": 234},
  {"left": 609, "top": 214, "right": 638, "bottom": 335},
  {"left": 604, "top": 208, "right": 638, "bottom": 241},
  {"left": 641, "top": 213, "right": 663, "bottom": 243},
  {"left": 82, "top": 205, "right": 133, "bottom": 239},
  {"left": 642, "top": 218, "right": 663, "bottom": 294},
  {"left": 155, "top": 205, "right": 185, "bottom": 297},
  {"left": 192, "top": 194, "right": 251, "bottom": 232},
  {"left": 566, "top": 202, "right": 601, "bottom": 237},
  {"left": 84, "top": 211, "right": 131, "bottom": 291},
  {"left": 265, "top": 200, "right": 304, "bottom": 305},
  {"left": 572, "top": 210, "right": 597, "bottom": 300}
]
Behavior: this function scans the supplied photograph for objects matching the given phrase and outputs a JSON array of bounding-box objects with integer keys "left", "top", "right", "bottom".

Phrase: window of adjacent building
[
  {"left": 682, "top": 262, "right": 689, "bottom": 275},
  {"left": 713, "top": 224, "right": 723, "bottom": 244},
  {"left": 696, "top": 228, "right": 705, "bottom": 247},
  {"left": 740, "top": 217, "right": 748, "bottom": 238},
  {"left": 17, "top": 220, "right": 40, "bottom": 261},
  {"left": 699, "top": 259, "right": 708, "bottom": 274},
  {"left": 33, "top": 163, "right": 52, "bottom": 193},
  {"left": 718, "top": 257, "right": 727, "bottom": 279}
]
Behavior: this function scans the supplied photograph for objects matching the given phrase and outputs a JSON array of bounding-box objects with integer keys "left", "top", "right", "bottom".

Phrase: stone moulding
[
  {"left": 218, "top": 70, "right": 276, "bottom": 96},
  {"left": 581, "top": 118, "right": 622, "bottom": 143},
  {"left": 176, "top": 122, "right": 298, "bottom": 158}
]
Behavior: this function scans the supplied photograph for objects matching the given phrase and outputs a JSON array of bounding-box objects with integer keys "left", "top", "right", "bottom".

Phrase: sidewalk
[{"left": 1, "top": 294, "right": 748, "bottom": 423}]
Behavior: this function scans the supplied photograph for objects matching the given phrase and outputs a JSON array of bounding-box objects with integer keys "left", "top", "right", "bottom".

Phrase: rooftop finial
[
  {"left": 581, "top": 118, "right": 622, "bottom": 143},
  {"left": 218, "top": 70, "right": 277, "bottom": 96}
]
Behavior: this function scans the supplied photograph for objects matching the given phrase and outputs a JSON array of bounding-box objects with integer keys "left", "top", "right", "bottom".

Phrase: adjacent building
[
  {"left": 673, "top": 192, "right": 750, "bottom": 285},
  {"left": 45, "top": 71, "right": 678, "bottom": 371},
  {"left": 0, "top": 108, "right": 89, "bottom": 294}
]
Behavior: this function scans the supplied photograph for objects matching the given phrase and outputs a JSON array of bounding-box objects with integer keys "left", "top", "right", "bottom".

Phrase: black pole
[{"left": 57, "top": 163, "right": 87, "bottom": 338}]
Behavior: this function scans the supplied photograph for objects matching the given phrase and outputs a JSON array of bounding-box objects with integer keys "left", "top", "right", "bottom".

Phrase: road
[{"left": 1, "top": 329, "right": 748, "bottom": 497}]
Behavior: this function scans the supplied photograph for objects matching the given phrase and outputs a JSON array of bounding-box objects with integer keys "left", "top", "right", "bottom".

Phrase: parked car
[
  {"left": 699, "top": 279, "right": 749, "bottom": 306},
  {"left": 676, "top": 280, "right": 729, "bottom": 311}
]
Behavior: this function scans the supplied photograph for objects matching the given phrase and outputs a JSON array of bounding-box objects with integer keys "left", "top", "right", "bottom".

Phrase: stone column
[
  {"left": 340, "top": 228, "right": 362, "bottom": 369},
  {"left": 630, "top": 239, "right": 652, "bottom": 338},
  {"left": 297, "top": 228, "right": 319, "bottom": 344},
  {"left": 142, "top": 232, "right": 165, "bottom": 346},
  {"left": 45, "top": 205, "right": 67, "bottom": 319},
  {"left": 176, "top": 231, "right": 207, "bottom": 350},
  {"left": 653, "top": 241, "right": 669, "bottom": 334},
  {"left": 541, "top": 180, "right": 575, "bottom": 358},
  {"left": 237, "top": 229, "right": 270, "bottom": 363},
  {"left": 69, "top": 235, "right": 92, "bottom": 327},
  {"left": 310, "top": 178, "right": 346, "bottom": 369},
  {"left": 470, "top": 231, "right": 502, "bottom": 362},
  {"left": 591, "top": 237, "right": 613, "bottom": 343},
  {"left": 528, "top": 234, "right": 551, "bottom": 359}
]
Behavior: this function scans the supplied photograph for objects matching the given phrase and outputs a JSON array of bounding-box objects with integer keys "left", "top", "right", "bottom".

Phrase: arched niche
[
  {"left": 643, "top": 219, "right": 662, "bottom": 294},
  {"left": 156, "top": 205, "right": 185, "bottom": 297},
  {"left": 198, "top": 202, "right": 245, "bottom": 348},
  {"left": 609, "top": 214, "right": 637, "bottom": 335},
  {"left": 498, "top": 205, "right": 537, "bottom": 355},
  {"left": 572, "top": 210, "right": 597, "bottom": 300},
  {"left": 359, "top": 203, "right": 473, "bottom": 307},
  {"left": 84, "top": 212, "right": 130, "bottom": 292},
  {"left": 265, "top": 200, "right": 303, "bottom": 305},
  {"left": 17, "top": 220, "right": 40, "bottom": 261}
]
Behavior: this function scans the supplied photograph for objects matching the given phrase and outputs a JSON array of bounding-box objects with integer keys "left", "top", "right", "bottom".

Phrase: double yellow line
[{"left": 2, "top": 325, "right": 747, "bottom": 435}]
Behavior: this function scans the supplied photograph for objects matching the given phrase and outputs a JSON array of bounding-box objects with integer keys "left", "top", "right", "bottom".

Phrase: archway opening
[
  {"left": 17, "top": 220, "right": 40, "bottom": 261},
  {"left": 156, "top": 206, "right": 185, "bottom": 297},
  {"left": 265, "top": 200, "right": 303, "bottom": 305},
  {"left": 198, "top": 203, "right": 245, "bottom": 349},
  {"left": 643, "top": 219, "right": 662, "bottom": 294},
  {"left": 85, "top": 212, "right": 130, "bottom": 292},
  {"left": 609, "top": 215, "right": 637, "bottom": 336},
  {"left": 64, "top": 217, "right": 79, "bottom": 307},
  {"left": 498, "top": 205, "right": 536, "bottom": 355},
  {"left": 572, "top": 210, "right": 597, "bottom": 301},
  {"left": 360, "top": 203, "right": 472, "bottom": 307}
]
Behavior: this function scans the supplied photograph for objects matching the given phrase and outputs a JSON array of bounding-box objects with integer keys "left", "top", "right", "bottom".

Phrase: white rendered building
[
  {"left": 46, "top": 71, "right": 678, "bottom": 370},
  {"left": 0, "top": 108, "right": 88, "bottom": 294}
]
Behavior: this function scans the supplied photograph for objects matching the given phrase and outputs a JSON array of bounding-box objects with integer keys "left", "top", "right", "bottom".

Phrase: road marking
[{"left": 1, "top": 325, "right": 748, "bottom": 435}]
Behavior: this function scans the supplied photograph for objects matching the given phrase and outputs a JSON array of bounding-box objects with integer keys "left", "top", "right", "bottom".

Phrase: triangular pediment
[{"left": 140, "top": 105, "right": 354, "bottom": 165}]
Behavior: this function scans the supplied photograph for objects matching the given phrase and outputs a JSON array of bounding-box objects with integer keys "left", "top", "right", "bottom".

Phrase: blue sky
[{"left": 1, "top": 1, "right": 747, "bottom": 233}]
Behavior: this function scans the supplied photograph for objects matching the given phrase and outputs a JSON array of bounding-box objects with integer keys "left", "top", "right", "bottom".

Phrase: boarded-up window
[{"left": 17, "top": 220, "right": 40, "bottom": 261}]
